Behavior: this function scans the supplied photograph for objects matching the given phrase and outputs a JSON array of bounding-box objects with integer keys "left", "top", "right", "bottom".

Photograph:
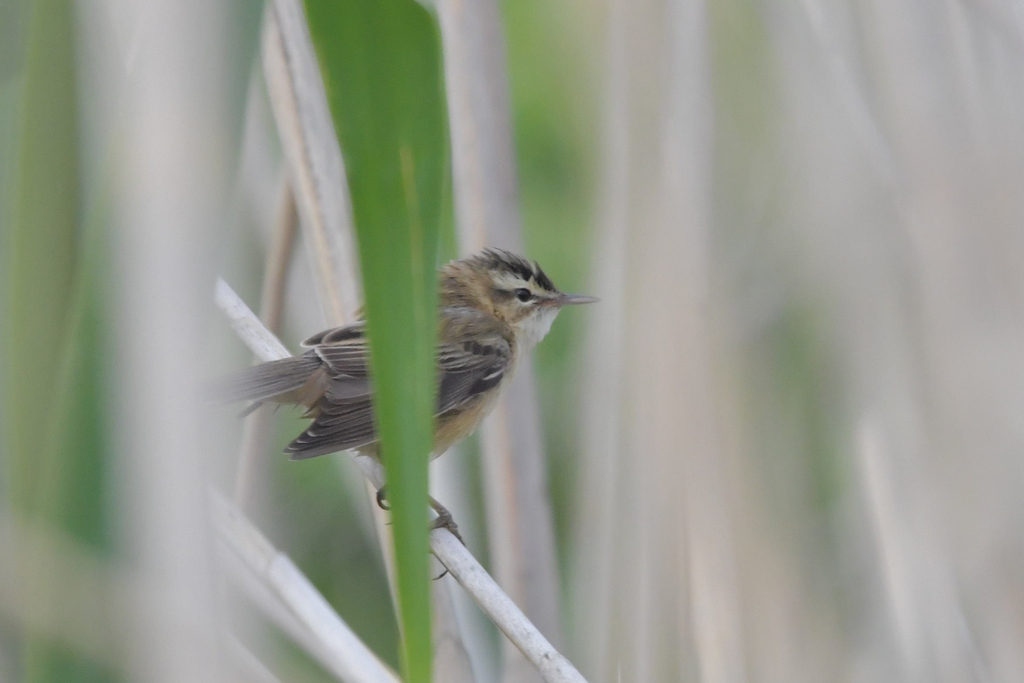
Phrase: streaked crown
[{"left": 441, "top": 248, "right": 596, "bottom": 347}]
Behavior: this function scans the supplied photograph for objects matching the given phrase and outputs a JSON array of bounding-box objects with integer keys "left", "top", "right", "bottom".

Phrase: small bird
[{"left": 215, "top": 248, "right": 596, "bottom": 539}]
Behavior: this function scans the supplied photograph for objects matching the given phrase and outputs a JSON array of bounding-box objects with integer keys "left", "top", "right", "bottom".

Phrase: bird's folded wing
[
  {"left": 287, "top": 318, "right": 511, "bottom": 459},
  {"left": 436, "top": 335, "right": 511, "bottom": 414}
]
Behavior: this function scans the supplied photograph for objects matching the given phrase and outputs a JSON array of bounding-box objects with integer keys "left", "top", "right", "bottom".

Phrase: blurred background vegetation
[{"left": 5, "top": 0, "right": 1024, "bottom": 682}]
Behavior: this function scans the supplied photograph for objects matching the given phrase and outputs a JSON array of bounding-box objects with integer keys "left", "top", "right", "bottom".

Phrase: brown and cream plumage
[
  {"left": 215, "top": 248, "right": 594, "bottom": 462},
  {"left": 214, "top": 249, "right": 595, "bottom": 536}
]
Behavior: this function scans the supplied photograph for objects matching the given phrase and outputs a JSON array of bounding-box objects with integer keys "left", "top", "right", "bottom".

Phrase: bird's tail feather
[{"left": 207, "top": 354, "right": 322, "bottom": 404}]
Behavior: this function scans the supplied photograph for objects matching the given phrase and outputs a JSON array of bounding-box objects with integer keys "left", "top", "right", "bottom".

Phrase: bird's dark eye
[{"left": 514, "top": 288, "right": 533, "bottom": 302}]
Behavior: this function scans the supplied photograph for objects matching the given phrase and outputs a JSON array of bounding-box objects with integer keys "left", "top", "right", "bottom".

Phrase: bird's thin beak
[{"left": 546, "top": 293, "right": 599, "bottom": 307}]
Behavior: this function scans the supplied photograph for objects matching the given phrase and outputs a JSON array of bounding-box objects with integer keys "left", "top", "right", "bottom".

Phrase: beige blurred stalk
[
  {"left": 776, "top": 0, "right": 1024, "bottom": 680},
  {"left": 576, "top": 0, "right": 1024, "bottom": 681},
  {"left": 261, "top": 0, "right": 362, "bottom": 321},
  {"left": 81, "top": 1, "right": 233, "bottom": 682},
  {"left": 574, "top": 0, "right": 745, "bottom": 681},
  {"left": 434, "top": 6, "right": 565, "bottom": 683}
]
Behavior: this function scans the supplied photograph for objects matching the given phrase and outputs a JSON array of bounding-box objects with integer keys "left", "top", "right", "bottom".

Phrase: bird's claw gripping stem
[
  {"left": 375, "top": 486, "right": 464, "bottom": 579},
  {"left": 375, "top": 486, "right": 390, "bottom": 511},
  {"left": 430, "top": 506, "right": 464, "bottom": 546}
]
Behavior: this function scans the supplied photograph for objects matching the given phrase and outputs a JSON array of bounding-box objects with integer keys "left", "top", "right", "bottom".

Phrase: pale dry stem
[{"left": 214, "top": 279, "right": 590, "bottom": 683}]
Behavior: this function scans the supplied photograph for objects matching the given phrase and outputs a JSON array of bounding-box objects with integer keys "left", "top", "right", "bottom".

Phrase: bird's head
[{"left": 440, "top": 248, "right": 597, "bottom": 348}]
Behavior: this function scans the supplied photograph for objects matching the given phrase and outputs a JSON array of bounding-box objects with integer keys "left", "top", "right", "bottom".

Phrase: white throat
[{"left": 519, "top": 308, "right": 559, "bottom": 349}]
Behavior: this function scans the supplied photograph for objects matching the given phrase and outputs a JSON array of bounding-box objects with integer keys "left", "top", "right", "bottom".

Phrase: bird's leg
[
  {"left": 374, "top": 489, "right": 460, "bottom": 579},
  {"left": 428, "top": 496, "right": 464, "bottom": 546},
  {"left": 376, "top": 487, "right": 462, "bottom": 544}
]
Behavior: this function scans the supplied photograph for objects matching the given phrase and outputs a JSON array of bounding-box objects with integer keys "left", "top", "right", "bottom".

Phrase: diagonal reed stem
[
  {"left": 213, "top": 491, "right": 402, "bottom": 683},
  {"left": 214, "top": 278, "right": 589, "bottom": 683}
]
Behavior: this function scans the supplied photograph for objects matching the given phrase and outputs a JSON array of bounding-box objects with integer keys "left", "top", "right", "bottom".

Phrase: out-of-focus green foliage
[
  {"left": 4, "top": 0, "right": 80, "bottom": 519},
  {"left": 303, "top": 1, "right": 448, "bottom": 681},
  {"left": 0, "top": 0, "right": 595, "bottom": 677},
  {"left": 1, "top": 0, "right": 113, "bottom": 681}
]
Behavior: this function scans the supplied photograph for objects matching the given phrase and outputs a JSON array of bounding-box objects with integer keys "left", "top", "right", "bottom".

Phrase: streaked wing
[
  {"left": 436, "top": 336, "right": 510, "bottom": 415},
  {"left": 301, "top": 322, "right": 367, "bottom": 348},
  {"left": 286, "top": 309, "right": 512, "bottom": 460},
  {"left": 288, "top": 322, "right": 375, "bottom": 459}
]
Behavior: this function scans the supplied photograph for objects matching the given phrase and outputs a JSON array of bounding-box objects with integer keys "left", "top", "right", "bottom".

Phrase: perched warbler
[{"left": 216, "top": 248, "right": 596, "bottom": 538}]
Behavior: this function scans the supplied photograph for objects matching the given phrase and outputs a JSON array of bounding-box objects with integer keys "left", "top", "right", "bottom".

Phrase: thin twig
[
  {"left": 214, "top": 280, "right": 590, "bottom": 683},
  {"left": 216, "top": 279, "right": 290, "bottom": 362},
  {"left": 430, "top": 531, "right": 585, "bottom": 683},
  {"left": 258, "top": 180, "right": 301, "bottom": 332}
]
